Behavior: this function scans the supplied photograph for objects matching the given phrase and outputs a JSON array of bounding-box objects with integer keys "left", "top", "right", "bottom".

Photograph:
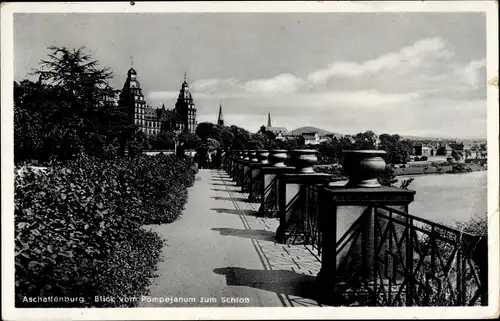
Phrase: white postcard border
[{"left": 2, "top": 1, "right": 498, "bottom": 320}]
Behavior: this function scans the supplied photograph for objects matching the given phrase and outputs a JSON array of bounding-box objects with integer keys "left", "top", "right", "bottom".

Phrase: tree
[
  {"left": 229, "top": 125, "right": 251, "bottom": 149},
  {"left": 436, "top": 146, "right": 446, "bottom": 156},
  {"left": 219, "top": 127, "right": 235, "bottom": 150},
  {"left": 378, "top": 166, "right": 398, "bottom": 186},
  {"left": 127, "top": 130, "right": 149, "bottom": 156},
  {"left": 378, "top": 133, "right": 413, "bottom": 164},
  {"left": 195, "top": 122, "right": 217, "bottom": 141},
  {"left": 178, "top": 132, "right": 200, "bottom": 150},
  {"left": 353, "top": 130, "right": 377, "bottom": 150},
  {"left": 148, "top": 132, "right": 175, "bottom": 150},
  {"left": 451, "top": 149, "right": 462, "bottom": 161},
  {"left": 14, "top": 46, "right": 128, "bottom": 163}
]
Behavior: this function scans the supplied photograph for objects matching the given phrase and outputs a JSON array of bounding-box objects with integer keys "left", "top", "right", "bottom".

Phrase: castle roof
[
  {"left": 178, "top": 80, "right": 193, "bottom": 100},
  {"left": 127, "top": 67, "right": 137, "bottom": 76},
  {"left": 123, "top": 67, "right": 141, "bottom": 89},
  {"left": 265, "top": 126, "right": 288, "bottom": 134}
]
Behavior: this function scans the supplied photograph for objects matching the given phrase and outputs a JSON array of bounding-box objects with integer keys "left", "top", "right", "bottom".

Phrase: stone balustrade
[{"left": 219, "top": 148, "right": 487, "bottom": 306}]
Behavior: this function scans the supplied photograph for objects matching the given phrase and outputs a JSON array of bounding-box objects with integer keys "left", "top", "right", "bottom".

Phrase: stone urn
[
  {"left": 269, "top": 150, "right": 288, "bottom": 167},
  {"left": 257, "top": 150, "right": 270, "bottom": 165},
  {"left": 341, "top": 150, "right": 387, "bottom": 188},
  {"left": 250, "top": 150, "right": 259, "bottom": 162},
  {"left": 243, "top": 150, "right": 250, "bottom": 161},
  {"left": 290, "top": 149, "right": 318, "bottom": 174}
]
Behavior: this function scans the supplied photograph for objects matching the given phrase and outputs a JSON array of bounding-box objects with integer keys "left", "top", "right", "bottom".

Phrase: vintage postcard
[{"left": 1, "top": 1, "right": 499, "bottom": 320}]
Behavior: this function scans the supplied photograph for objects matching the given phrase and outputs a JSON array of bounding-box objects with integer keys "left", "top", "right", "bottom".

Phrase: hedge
[{"left": 15, "top": 153, "right": 195, "bottom": 307}]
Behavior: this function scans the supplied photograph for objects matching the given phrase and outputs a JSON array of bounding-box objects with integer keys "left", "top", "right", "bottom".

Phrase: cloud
[
  {"left": 307, "top": 37, "right": 454, "bottom": 85},
  {"left": 456, "top": 58, "right": 487, "bottom": 89},
  {"left": 243, "top": 73, "right": 306, "bottom": 94},
  {"left": 141, "top": 37, "right": 485, "bottom": 138},
  {"left": 147, "top": 91, "right": 179, "bottom": 100},
  {"left": 190, "top": 78, "right": 240, "bottom": 93},
  {"left": 187, "top": 37, "right": 478, "bottom": 99}
]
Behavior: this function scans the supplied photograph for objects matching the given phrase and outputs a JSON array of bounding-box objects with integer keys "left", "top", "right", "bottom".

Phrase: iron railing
[
  {"left": 259, "top": 175, "right": 278, "bottom": 217},
  {"left": 331, "top": 204, "right": 487, "bottom": 306},
  {"left": 304, "top": 184, "right": 322, "bottom": 256},
  {"left": 242, "top": 166, "right": 251, "bottom": 193},
  {"left": 278, "top": 185, "right": 322, "bottom": 256},
  {"left": 249, "top": 170, "right": 262, "bottom": 202}
]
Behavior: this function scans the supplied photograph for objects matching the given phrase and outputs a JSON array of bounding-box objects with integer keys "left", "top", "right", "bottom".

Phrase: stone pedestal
[
  {"left": 242, "top": 160, "right": 252, "bottom": 192},
  {"left": 258, "top": 166, "right": 295, "bottom": 217},
  {"left": 247, "top": 163, "right": 265, "bottom": 202},
  {"left": 315, "top": 185, "right": 415, "bottom": 304},
  {"left": 237, "top": 161, "right": 246, "bottom": 186},
  {"left": 275, "top": 173, "right": 332, "bottom": 243}
]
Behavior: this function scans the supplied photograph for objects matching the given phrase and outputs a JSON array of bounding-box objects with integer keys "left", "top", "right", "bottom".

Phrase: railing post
[
  {"left": 405, "top": 215, "right": 413, "bottom": 306},
  {"left": 275, "top": 150, "right": 332, "bottom": 244},
  {"left": 246, "top": 150, "right": 269, "bottom": 202},
  {"left": 472, "top": 235, "right": 488, "bottom": 305},
  {"left": 258, "top": 150, "right": 294, "bottom": 217},
  {"left": 246, "top": 150, "right": 259, "bottom": 197},
  {"left": 315, "top": 150, "right": 416, "bottom": 306},
  {"left": 316, "top": 191, "right": 337, "bottom": 303},
  {"left": 242, "top": 150, "right": 253, "bottom": 192}
]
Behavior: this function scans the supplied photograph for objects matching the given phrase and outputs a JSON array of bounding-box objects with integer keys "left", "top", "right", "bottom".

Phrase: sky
[{"left": 14, "top": 12, "right": 487, "bottom": 138}]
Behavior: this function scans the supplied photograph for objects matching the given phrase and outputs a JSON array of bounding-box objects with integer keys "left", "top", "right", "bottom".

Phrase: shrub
[
  {"left": 452, "top": 163, "right": 473, "bottom": 173},
  {"left": 130, "top": 154, "right": 196, "bottom": 224},
  {"left": 15, "top": 153, "right": 195, "bottom": 307},
  {"left": 313, "top": 165, "right": 346, "bottom": 181}
]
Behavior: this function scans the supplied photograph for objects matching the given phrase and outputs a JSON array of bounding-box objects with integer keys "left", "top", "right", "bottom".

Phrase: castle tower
[
  {"left": 175, "top": 73, "right": 197, "bottom": 133},
  {"left": 118, "top": 67, "right": 147, "bottom": 131},
  {"left": 217, "top": 104, "right": 224, "bottom": 126},
  {"left": 267, "top": 111, "right": 272, "bottom": 127}
]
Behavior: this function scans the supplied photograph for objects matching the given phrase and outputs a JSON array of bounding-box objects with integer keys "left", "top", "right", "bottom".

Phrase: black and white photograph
[{"left": 1, "top": 1, "right": 499, "bottom": 320}]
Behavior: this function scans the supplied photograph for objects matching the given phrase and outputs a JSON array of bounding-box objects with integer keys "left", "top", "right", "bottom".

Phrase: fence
[
  {"left": 320, "top": 202, "right": 488, "bottom": 306},
  {"left": 223, "top": 152, "right": 488, "bottom": 306}
]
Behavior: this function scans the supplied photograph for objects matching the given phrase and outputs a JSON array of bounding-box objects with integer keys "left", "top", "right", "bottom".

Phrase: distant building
[
  {"left": 118, "top": 67, "right": 162, "bottom": 136},
  {"left": 264, "top": 111, "right": 288, "bottom": 135},
  {"left": 174, "top": 74, "right": 197, "bottom": 133},
  {"left": 445, "top": 144, "right": 453, "bottom": 156},
  {"left": 104, "top": 89, "right": 121, "bottom": 107},
  {"left": 217, "top": 104, "right": 224, "bottom": 126},
  {"left": 323, "top": 133, "right": 343, "bottom": 143},
  {"left": 275, "top": 132, "right": 286, "bottom": 141},
  {"left": 303, "top": 132, "right": 320, "bottom": 145},
  {"left": 414, "top": 144, "right": 434, "bottom": 157},
  {"left": 118, "top": 68, "right": 198, "bottom": 136}
]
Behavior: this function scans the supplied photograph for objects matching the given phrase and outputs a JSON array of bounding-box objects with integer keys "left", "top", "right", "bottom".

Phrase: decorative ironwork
[
  {"left": 249, "top": 170, "right": 263, "bottom": 202},
  {"left": 305, "top": 185, "right": 322, "bottom": 255},
  {"left": 242, "top": 166, "right": 251, "bottom": 193},
  {"left": 259, "top": 175, "right": 278, "bottom": 217},
  {"left": 277, "top": 184, "right": 322, "bottom": 254},
  {"left": 276, "top": 189, "right": 304, "bottom": 244},
  {"left": 331, "top": 204, "right": 487, "bottom": 306}
]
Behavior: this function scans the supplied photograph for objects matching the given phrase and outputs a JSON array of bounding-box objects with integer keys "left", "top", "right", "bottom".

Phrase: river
[{"left": 404, "top": 171, "right": 487, "bottom": 227}]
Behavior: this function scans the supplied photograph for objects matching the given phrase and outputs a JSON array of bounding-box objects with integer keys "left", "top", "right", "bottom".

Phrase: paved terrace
[{"left": 140, "top": 169, "right": 323, "bottom": 307}]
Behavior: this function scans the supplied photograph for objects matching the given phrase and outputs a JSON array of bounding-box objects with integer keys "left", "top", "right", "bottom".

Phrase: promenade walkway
[{"left": 140, "top": 169, "right": 323, "bottom": 307}]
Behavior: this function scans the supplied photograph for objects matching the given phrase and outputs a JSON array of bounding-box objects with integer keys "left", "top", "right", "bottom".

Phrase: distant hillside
[
  {"left": 287, "top": 126, "right": 338, "bottom": 136},
  {"left": 400, "top": 135, "right": 487, "bottom": 142},
  {"left": 285, "top": 127, "right": 485, "bottom": 142}
]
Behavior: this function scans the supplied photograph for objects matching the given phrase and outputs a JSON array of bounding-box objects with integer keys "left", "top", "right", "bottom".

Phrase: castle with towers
[
  {"left": 118, "top": 67, "right": 199, "bottom": 136},
  {"left": 117, "top": 65, "right": 278, "bottom": 136}
]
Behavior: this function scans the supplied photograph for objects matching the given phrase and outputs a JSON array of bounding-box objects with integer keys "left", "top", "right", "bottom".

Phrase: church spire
[
  {"left": 267, "top": 111, "right": 272, "bottom": 127},
  {"left": 217, "top": 104, "right": 224, "bottom": 126}
]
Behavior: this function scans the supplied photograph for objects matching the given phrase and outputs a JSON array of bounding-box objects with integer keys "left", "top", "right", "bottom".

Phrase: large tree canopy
[
  {"left": 378, "top": 134, "right": 413, "bottom": 164},
  {"left": 14, "top": 46, "right": 138, "bottom": 163}
]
